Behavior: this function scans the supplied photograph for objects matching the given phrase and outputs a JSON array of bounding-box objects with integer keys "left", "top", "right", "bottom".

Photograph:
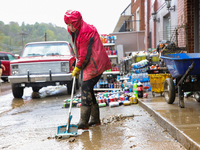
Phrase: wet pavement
[
  {"left": 139, "top": 93, "right": 200, "bottom": 150},
  {"left": 0, "top": 84, "right": 186, "bottom": 150}
]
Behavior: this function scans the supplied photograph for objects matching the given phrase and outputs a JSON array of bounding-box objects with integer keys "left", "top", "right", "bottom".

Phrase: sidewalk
[{"left": 139, "top": 93, "right": 200, "bottom": 150}]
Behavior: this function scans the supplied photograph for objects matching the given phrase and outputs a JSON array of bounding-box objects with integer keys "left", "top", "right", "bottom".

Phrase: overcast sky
[{"left": 0, "top": 0, "right": 130, "bottom": 34}]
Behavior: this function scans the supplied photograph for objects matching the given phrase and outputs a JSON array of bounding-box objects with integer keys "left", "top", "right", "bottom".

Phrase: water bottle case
[{"left": 132, "top": 59, "right": 149, "bottom": 69}]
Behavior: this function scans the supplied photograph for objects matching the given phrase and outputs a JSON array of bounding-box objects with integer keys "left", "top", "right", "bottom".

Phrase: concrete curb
[{"left": 138, "top": 99, "right": 200, "bottom": 150}]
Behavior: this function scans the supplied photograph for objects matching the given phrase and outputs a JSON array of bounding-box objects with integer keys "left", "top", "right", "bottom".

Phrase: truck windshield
[{"left": 21, "top": 43, "right": 71, "bottom": 57}]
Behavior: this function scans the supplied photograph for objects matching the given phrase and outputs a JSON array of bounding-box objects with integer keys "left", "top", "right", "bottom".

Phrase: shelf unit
[
  {"left": 103, "top": 43, "right": 119, "bottom": 73},
  {"left": 94, "top": 43, "right": 121, "bottom": 91},
  {"left": 93, "top": 88, "right": 121, "bottom": 91},
  {"left": 103, "top": 71, "right": 120, "bottom": 75},
  {"left": 102, "top": 43, "right": 115, "bottom": 46},
  {"left": 108, "top": 55, "right": 117, "bottom": 59}
]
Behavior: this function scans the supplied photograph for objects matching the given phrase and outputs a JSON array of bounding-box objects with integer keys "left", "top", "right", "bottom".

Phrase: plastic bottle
[
  {"left": 130, "top": 96, "right": 138, "bottom": 104},
  {"left": 107, "top": 35, "right": 111, "bottom": 43},
  {"left": 113, "top": 50, "right": 116, "bottom": 55},
  {"left": 111, "top": 35, "right": 115, "bottom": 43},
  {"left": 133, "top": 81, "right": 137, "bottom": 91},
  {"left": 101, "top": 79, "right": 104, "bottom": 88},
  {"left": 102, "top": 36, "right": 105, "bottom": 43},
  {"left": 103, "top": 79, "right": 106, "bottom": 88},
  {"left": 118, "top": 82, "right": 121, "bottom": 88},
  {"left": 109, "top": 102, "right": 119, "bottom": 107},
  {"left": 137, "top": 80, "right": 143, "bottom": 98},
  {"left": 77, "top": 103, "right": 81, "bottom": 108},
  {"left": 99, "top": 103, "right": 107, "bottom": 107},
  {"left": 106, "top": 98, "right": 110, "bottom": 106},
  {"left": 123, "top": 100, "right": 131, "bottom": 106},
  {"left": 132, "top": 95, "right": 138, "bottom": 104},
  {"left": 97, "top": 81, "right": 100, "bottom": 88},
  {"left": 117, "top": 75, "right": 120, "bottom": 82},
  {"left": 105, "top": 79, "right": 108, "bottom": 88},
  {"left": 124, "top": 86, "right": 129, "bottom": 94},
  {"left": 100, "top": 35, "right": 103, "bottom": 43},
  {"left": 104, "top": 35, "right": 107, "bottom": 43}
]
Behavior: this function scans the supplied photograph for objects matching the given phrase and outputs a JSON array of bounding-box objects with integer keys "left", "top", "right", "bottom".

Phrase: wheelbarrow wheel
[
  {"left": 164, "top": 78, "right": 175, "bottom": 104},
  {"left": 152, "top": 92, "right": 155, "bottom": 97}
]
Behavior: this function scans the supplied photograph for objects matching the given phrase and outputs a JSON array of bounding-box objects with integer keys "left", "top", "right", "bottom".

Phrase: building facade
[
  {"left": 114, "top": 0, "right": 200, "bottom": 53},
  {"left": 145, "top": 0, "right": 200, "bottom": 53},
  {"left": 131, "top": 0, "right": 145, "bottom": 31}
]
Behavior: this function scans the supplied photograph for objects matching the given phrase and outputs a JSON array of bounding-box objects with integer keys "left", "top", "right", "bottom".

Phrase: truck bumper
[{"left": 8, "top": 73, "right": 72, "bottom": 84}]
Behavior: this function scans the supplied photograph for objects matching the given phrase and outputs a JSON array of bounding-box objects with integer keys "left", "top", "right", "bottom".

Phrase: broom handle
[{"left": 66, "top": 76, "right": 76, "bottom": 132}]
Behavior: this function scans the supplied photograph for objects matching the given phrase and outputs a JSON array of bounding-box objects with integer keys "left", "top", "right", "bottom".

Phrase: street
[{"left": 0, "top": 82, "right": 185, "bottom": 150}]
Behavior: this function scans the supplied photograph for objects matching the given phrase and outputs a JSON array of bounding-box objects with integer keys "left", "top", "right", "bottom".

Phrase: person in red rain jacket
[{"left": 64, "top": 10, "right": 112, "bottom": 129}]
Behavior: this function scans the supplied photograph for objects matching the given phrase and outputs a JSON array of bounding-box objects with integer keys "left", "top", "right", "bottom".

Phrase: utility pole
[
  {"left": 45, "top": 32, "right": 47, "bottom": 41},
  {"left": 18, "top": 32, "right": 27, "bottom": 49},
  {"left": 10, "top": 38, "right": 11, "bottom": 52}
]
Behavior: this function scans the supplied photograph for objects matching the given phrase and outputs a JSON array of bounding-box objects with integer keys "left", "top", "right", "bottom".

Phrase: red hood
[{"left": 64, "top": 10, "right": 83, "bottom": 32}]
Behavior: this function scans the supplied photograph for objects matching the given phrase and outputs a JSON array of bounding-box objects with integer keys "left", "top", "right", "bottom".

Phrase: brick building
[
  {"left": 131, "top": 0, "right": 145, "bottom": 31},
  {"left": 114, "top": 0, "right": 200, "bottom": 53},
  {"left": 144, "top": 0, "right": 200, "bottom": 53}
]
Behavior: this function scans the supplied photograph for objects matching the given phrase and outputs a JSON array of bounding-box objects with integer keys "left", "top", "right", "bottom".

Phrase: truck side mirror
[{"left": 14, "top": 54, "right": 20, "bottom": 59}]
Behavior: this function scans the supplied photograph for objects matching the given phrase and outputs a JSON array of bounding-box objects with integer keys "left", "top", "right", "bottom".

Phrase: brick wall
[
  {"left": 131, "top": 0, "right": 145, "bottom": 31},
  {"left": 186, "top": 0, "right": 195, "bottom": 53},
  {"left": 178, "top": 0, "right": 200, "bottom": 53},
  {"left": 177, "top": 0, "right": 187, "bottom": 49},
  {"left": 144, "top": 0, "right": 150, "bottom": 51}
]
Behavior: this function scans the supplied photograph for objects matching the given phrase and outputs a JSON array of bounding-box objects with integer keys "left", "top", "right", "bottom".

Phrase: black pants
[{"left": 81, "top": 74, "right": 101, "bottom": 106}]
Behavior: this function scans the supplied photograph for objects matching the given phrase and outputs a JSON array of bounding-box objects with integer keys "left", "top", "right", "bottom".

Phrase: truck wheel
[
  {"left": 164, "top": 78, "right": 175, "bottom": 104},
  {"left": 67, "top": 81, "right": 76, "bottom": 95},
  {"left": 12, "top": 84, "right": 24, "bottom": 98},
  {"left": 2, "top": 77, "right": 8, "bottom": 82},
  {"left": 32, "top": 87, "right": 41, "bottom": 92},
  {"left": 194, "top": 92, "right": 200, "bottom": 102}
]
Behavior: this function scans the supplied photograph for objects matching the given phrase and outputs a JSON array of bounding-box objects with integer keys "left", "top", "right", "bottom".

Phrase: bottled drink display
[{"left": 100, "top": 34, "right": 115, "bottom": 44}]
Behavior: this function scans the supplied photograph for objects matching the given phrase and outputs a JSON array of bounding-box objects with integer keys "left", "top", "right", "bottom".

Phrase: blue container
[{"left": 160, "top": 53, "right": 200, "bottom": 78}]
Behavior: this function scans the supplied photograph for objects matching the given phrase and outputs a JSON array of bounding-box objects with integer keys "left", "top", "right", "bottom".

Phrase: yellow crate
[
  {"left": 148, "top": 74, "right": 172, "bottom": 93},
  {"left": 152, "top": 56, "right": 159, "bottom": 62},
  {"left": 136, "top": 55, "right": 146, "bottom": 62}
]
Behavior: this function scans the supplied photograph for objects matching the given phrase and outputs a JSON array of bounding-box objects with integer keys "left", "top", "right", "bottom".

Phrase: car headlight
[
  {"left": 11, "top": 65, "right": 19, "bottom": 75},
  {"left": 61, "top": 62, "right": 69, "bottom": 72}
]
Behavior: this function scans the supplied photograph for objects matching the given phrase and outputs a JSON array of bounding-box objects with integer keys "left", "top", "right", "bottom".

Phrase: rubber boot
[
  {"left": 77, "top": 105, "right": 91, "bottom": 129},
  {"left": 88, "top": 103, "right": 101, "bottom": 126}
]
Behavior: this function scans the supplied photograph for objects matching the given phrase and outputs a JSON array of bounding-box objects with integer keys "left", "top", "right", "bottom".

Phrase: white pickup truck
[{"left": 9, "top": 41, "right": 79, "bottom": 98}]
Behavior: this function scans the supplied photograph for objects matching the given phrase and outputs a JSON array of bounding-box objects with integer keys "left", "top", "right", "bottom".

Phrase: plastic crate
[
  {"left": 135, "top": 55, "right": 147, "bottom": 62},
  {"left": 151, "top": 56, "right": 159, "bottom": 65},
  {"left": 148, "top": 74, "right": 172, "bottom": 93}
]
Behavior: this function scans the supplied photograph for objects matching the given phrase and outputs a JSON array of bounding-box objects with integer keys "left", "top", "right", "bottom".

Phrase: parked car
[
  {"left": 9, "top": 41, "right": 79, "bottom": 98},
  {"left": 0, "top": 51, "right": 17, "bottom": 81}
]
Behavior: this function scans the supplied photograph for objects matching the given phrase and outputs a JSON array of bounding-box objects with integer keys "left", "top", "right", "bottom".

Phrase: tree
[
  {"left": 21, "top": 22, "right": 25, "bottom": 31},
  {"left": 9, "top": 22, "right": 20, "bottom": 37},
  {"left": 0, "top": 21, "right": 72, "bottom": 53},
  {"left": 46, "top": 29, "right": 56, "bottom": 41},
  {"left": 0, "top": 31, "right": 3, "bottom": 42}
]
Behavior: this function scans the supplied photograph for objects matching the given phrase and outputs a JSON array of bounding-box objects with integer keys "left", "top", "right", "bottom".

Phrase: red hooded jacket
[{"left": 64, "top": 10, "right": 112, "bottom": 81}]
